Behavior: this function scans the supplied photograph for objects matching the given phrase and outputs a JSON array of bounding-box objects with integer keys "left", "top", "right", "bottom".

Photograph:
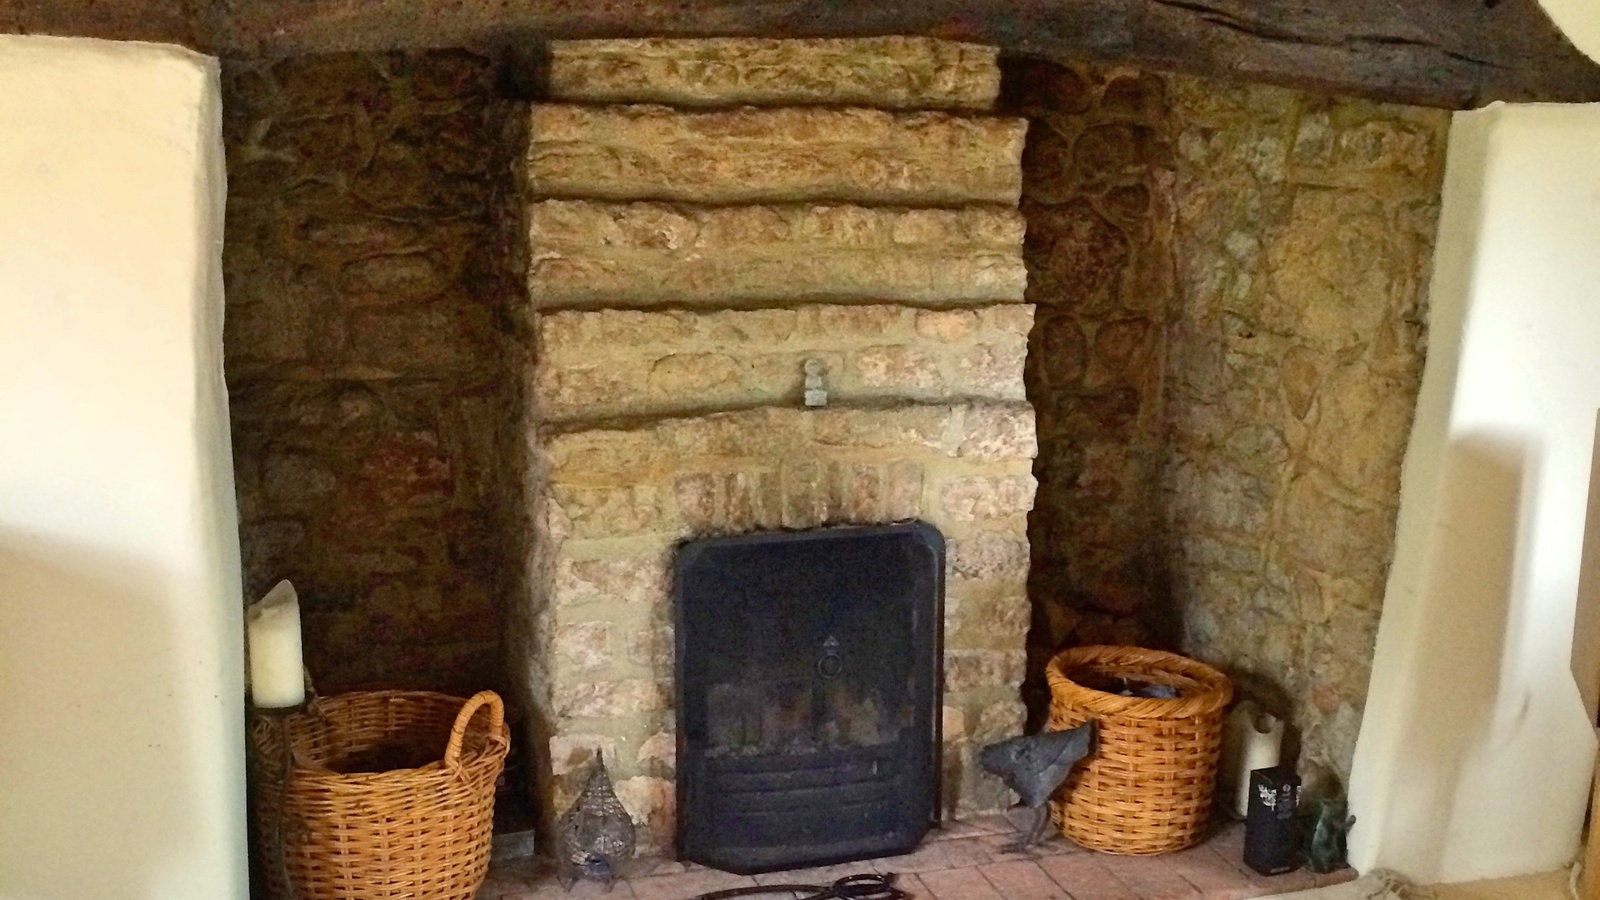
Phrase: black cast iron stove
[{"left": 674, "top": 522, "right": 944, "bottom": 874}]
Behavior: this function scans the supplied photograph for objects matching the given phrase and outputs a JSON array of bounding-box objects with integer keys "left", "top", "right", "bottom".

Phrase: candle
[
  {"left": 247, "top": 580, "right": 306, "bottom": 709},
  {"left": 1219, "top": 700, "right": 1285, "bottom": 819}
]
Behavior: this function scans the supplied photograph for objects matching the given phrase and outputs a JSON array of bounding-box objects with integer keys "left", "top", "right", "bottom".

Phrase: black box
[{"left": 1244, "top": 765, "right": 1302, "bottom": 876}]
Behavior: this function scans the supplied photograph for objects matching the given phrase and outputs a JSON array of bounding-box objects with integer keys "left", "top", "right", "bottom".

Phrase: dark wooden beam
[
  {"left": 4, "top": 0, "right": 1600, "bottom": 109},
  {"left": 0, "top": 0, "right": 196, "bottom": 47},
  {"left": 202, "top": 0, "right": 1600, "bottom": 108}
]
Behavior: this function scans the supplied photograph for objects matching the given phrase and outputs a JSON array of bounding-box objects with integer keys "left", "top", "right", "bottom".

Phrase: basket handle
[{"left": 444, "top": 690, "right": 505, "bottom": 771}]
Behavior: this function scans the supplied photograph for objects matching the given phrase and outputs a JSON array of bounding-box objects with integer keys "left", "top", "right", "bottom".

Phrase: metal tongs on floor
[{"left": 693, "top": 872, "right": 911, "bottom": 900}]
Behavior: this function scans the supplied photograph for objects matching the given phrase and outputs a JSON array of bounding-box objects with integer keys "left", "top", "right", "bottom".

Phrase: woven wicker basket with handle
[
  {"left": 250, "top": 690, "right": 510, "bottom": 900},
  {"left": 1046, "top": 646, "right": 1233, "bottom": 855}
]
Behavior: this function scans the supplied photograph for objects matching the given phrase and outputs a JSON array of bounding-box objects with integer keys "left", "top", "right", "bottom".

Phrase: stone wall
[
  {"left": 533, "top": 304, "right": 1030, "bottom": 421},
  {"left": 513, "top": 37, "right": 1037, "bottom": 851},
  {"left": 1160, "top": 79, "right": 1449, "bottom": 785},
  {"left": 530, "top": 405, "right": 1037, "bottom": 843},
  {"left": 1001, "top": 60, "right": 1178, "bottom": 719},
  {"left": 544, "top": 37, "right": 1002, "bottom": 110},
  {"left": 1011, "top": 58, "right": 1446, "bottom": 782},
  {"left": 223, "top": 51, "right": 512, "bottom": 691},
  {"left": 215, "top": 39, "right": 1447, "bottom": 813},
  {"left": 525, "top": 202, "right": 1026, "bottom": 307}
]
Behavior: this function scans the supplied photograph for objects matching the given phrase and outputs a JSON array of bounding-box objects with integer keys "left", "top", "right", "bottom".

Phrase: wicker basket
[
  {"left": 1046, "top": 646, "right": 1233, "bottom": 855},
  {"left": 250, "top": 690, "right": 510, "bottom": 900}
]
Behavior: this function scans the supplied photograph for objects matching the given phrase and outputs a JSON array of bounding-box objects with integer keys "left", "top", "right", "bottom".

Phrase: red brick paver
[{"left": 479, "top": 820, "right": 1355, "bottom": 900}]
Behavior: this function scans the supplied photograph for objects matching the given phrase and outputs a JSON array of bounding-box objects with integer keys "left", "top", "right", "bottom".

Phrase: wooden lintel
[
  {"left": 0, "top": 0, "right": 197, "bottom": 48},
  {"left": 4, "top": 0, "right": 1600, "bottom": 109}
]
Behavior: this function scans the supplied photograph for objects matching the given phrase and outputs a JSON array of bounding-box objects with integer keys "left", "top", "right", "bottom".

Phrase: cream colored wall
[
  {"left": 0, "top": 36, "right": 246, "bottom": 900},
  {"left": 1539, "top": 0, "right": 1600, "bottom": 65},
  {"left": 1347, "top": 103, "right": 1600, "bottom": 884}
]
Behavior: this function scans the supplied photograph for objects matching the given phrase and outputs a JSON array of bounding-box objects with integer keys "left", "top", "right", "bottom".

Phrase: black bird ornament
[{"left": 978, "top": 720, "right": 1096, "bottom": 852}]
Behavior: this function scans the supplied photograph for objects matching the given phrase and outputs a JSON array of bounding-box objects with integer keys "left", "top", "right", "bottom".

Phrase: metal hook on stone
[{"left": 803, "top": 358, "right": 829, "bottom": 408}]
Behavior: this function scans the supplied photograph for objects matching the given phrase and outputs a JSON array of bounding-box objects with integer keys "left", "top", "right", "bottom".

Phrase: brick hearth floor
[{"left": 476, "top": 814, "right": 1355, "bottom": 899}]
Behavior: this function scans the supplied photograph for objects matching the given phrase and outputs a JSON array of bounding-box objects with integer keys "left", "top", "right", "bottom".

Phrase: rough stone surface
[
  {"left": 546, "top": 37, "right": 1002, "bottom": 110},
  {"left": 1009, "top": 60, "right": 1446, "bottom": 784},
  {"left": 1002, "top": 60, "right": 1178, "bottom": 719},
  {"left": 527, "top": 105, "right": 1026, "bottom": 205},
  {"left": 525, "top": 404, "right": 1037, "bottom": 848},
  {"left": 516, "top": 41, "right": 1035, "bottom": 853},
  {"left": 533, "top": 304, "right": 1031, "bottom": 421},
  {"left": 527, "top": 201, "right": 1027, "bottom": 307},
  {"left": 223, "top": 50, "right": 514, "bottom": 692},
  {"left": 1160, "top": 77, "right": 1448, "bottom": 786}
]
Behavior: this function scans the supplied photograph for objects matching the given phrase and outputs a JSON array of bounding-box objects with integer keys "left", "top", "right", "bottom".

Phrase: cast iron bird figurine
[
  {"left": 555, "top": 752, "right": 637, "bottom": 892},
  {"left": 979, "top": 721, "right": 1096, "bottom": 852}
]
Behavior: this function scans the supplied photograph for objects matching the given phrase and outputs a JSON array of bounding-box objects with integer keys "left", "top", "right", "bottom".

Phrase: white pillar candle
[
  {"left": 246, "top": 580, "right": 306, "bottom": 709},
  {"left": 1220, "top": 700, "right": 1285, "bottom": 818}
]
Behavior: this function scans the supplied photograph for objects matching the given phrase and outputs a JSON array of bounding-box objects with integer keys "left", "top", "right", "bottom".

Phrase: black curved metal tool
[{"left": 692, "top": 872, "right": 910, "bottom": 900}]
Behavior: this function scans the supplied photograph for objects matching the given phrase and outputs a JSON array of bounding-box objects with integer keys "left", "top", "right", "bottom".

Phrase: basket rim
[
  {"left": 258, "top": 689, "right": 511, "bottom": 781},
  {"left": 1046, "top": 644, "right": 1232, "bottom": 719}
]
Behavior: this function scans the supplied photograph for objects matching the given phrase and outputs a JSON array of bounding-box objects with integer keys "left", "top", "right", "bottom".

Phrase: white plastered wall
[
  {"left": 1347, "top": 103, "right": 1600, "bottom": 883},
  {"left": 1539, "top": 0, "right": 1600, "bottom": 67},
  {"left": 0, "top": 36, "right": 247, "bottom": 900}
]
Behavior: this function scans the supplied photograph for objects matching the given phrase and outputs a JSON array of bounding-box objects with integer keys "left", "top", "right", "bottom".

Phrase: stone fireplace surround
[
  {"left": 220, "top": 36, "right": 1451, "bottom": 864},
  {"left": 509, "top": 38, "right": 1038, "bottom": 851}
]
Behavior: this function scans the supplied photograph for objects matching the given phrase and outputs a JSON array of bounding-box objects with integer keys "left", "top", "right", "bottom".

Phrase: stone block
[
  {"left": 544, "top": 427, "right": 670, "bottom": 485},
  {"left": 553, "top": 620, "right": 612, "bottom": 674},
  {"left": 674, "top": 473, "right": 721, "bottom": 532},
  {"left": 957, "top": 404, "right": 1038, "bottom": 460},
  {"left": 528, "top": 105, "right": 1025, "bottom": 205},
  {"left": 535, "top": 305, "right": 1028, "bottom": 421},
  {"left": 781, "top": 458, "right": 829, "bottom": 530},
  {"left": 344, "top": 304, "right": 497, "bottom": 375},
  {"left": 356, "top": 432, "right": 454, "bottom": 508},
  {"left": 626, "top": 623, "right": 674, "bottom": 672},
  {"left": 527, "top": 201, "right": 1026, "bottom": 306},
  {"left": 546, "top": 37, "right": 1001, "bottom": 110},
  {"left": 811, "top": 405, "right": 950, "bottom": 452},
  {"left": 958, "top": 342, "right": 1030, "bottom": 399},
  {"left": 554, "top": 679, "right": 669, "bottom": 720},
  {"left": 972, "top": 700, "right": 1027, "bottom": 741},
  {"left": 723, "top": 469, "right": 784, "bottom": 532},
  {"left": 549, "top": 485, "right": 674, "bottom": 539},
  {"left": 636, "top": 730, "right": 676, "bottom": 768},
  {"left": 837, "top": 462, "right": 886, "bottom": 523},
  {"left": 849, "top": 345, "right": 944, "bottom": 392},
  {"left": 883, "top": 460, "right": 926, "bottom": 521},
  {"left": 646, "top": 352, "right": 743, "bottom": 402},
  {"left": 938, "top": 474, "right": 1038, "bottom": 521},
  {"left": 340, "top": 252, "right": 449, "bottom": 302},
  {"left": 947, "top": 533, "right": 1031, "bottom": 581},
  {"left": 915, "top": 308, "right": 981, "bottom": 341},
  {"left": 223, "top": 267, "right": 316, "bottom": 368},
  {"left": 982, "top": 303, "right": 1036, "bottom": 337},
  {"left": 548, "top": 733, "right": 619, "bottom": 777},
  {"left": 551, "top": 552, "right": 671, "bottom": 608},
  {"left": 944, "top": 650, "right": 1027, "bottom": 692},
  {"left": 613, "top": 775, "right": 675, "bottom": 852},
  {"left": 807, "top": 304, "right": 909, "bottom": 338},
  {"left": 261, "top": 454, "right": 336, "bottom": 508},
  {"left": 1022, "top": 197, "right": 1130, "bottom": 310}
]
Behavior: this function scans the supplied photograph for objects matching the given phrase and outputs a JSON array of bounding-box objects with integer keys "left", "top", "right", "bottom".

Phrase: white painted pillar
[
  {"left": 1348, "top": 103, "right": 1600, "bottom": 883},
  {"left": 0, "top": 36, "right": 247, "bottom": 900}
]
